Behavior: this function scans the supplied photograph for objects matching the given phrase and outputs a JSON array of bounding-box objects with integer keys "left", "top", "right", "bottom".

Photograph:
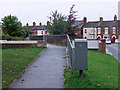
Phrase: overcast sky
[{"left": 0, "top": 0, "right": 119, "bottom": 26}]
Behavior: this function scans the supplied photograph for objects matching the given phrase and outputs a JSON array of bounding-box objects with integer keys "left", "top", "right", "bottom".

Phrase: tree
[
  {"left": 1, "top": 15, "right": 27, "bottom": 37},
  {"left": 46, "top": 10, "right": 67, "bottom": 35},
  {"left": 66, "top": 4, "right": 78, "bottom": 39}
]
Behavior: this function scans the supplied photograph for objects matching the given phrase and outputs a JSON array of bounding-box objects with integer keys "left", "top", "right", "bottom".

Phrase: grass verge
[
  {"left": 64, "top": 50, "right": 118, "bottom": 88},
  {"left": 2, "top": 47, "right": 45, "bottom": 88}
]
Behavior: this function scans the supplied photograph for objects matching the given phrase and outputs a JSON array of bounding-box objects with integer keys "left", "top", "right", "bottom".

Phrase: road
[{"left": 106, "top": 44, "right": 120, "bottom": 63}]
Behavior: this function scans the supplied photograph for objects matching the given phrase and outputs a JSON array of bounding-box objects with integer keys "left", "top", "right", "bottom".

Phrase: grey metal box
[{"left": 75, "top": 39, "right": 88, "bottom": 70}]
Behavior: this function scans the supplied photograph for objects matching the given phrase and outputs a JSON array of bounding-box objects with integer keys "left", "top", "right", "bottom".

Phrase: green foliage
[
  {"left": 46, "top": 10, "right": 67, "bottom": 35},
  {"left": 2, "top": 47, "right": 45, "bottom": 88},
  {"left": 1, "top": 15, "right": 28, "bottom": 38},
  {"left": 1, "top": 32, "right": 25, "bottom": 40},
  {"left": 66, "top": 4, "right": 78, "bottom": 39}
]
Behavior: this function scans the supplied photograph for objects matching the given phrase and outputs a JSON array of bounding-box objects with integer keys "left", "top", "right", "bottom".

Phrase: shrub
[
  {"left": 1, "top": 32, "right": 25, "bottom": 40},
  {"left": 11, "top": 36, "right": 25, "bottom": 40}
]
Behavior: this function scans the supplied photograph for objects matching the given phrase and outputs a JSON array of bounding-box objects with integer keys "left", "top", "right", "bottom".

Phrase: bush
[
  {"left": 11, "top": 36, "right": 25, "bottom": 40},
  {"left": 1, "top": 33, "right": 11, "bottom": 40},
  {"left": 1, "top": 32, "right": 25, "bottom": 40}
]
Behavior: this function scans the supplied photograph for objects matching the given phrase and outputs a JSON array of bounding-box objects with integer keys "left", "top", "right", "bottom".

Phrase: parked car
[
  {"left": 115, "top": 39, "right": 118, "bottom": 44},
  {"left": 106, "top": 39, "right": 111, "bottom": 44}
]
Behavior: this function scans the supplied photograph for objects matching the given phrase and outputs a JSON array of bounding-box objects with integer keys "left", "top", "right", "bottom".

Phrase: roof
[
  {"left": 72, "top": 20, "right": 84, "bottom": 28},
  {"left": 84, "top": 21, "right": 99, "bottom": 28},
  {"left": 26, "top": 26, "right": 46, "bottom": 30},
  {"left": 84, "top": 20, "right": 120, "bottom": 28}
]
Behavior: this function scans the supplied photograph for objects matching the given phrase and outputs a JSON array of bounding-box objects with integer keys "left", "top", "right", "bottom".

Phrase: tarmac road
[{"left": 106, "top": 44, "right": 120, "bottom": 63}]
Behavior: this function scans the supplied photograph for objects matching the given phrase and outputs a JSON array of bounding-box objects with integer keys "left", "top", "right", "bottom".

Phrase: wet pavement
[{"left": 10, "top": 44, "right": 66, "bottom": 88}]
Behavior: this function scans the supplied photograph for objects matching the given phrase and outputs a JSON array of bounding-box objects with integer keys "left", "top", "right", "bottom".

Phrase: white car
[
  {"left": 115, "top": 39, "right": 118, "bottom": 44},
  {"left": 106, "top": 39, "right": 111, "bottom": 44}
]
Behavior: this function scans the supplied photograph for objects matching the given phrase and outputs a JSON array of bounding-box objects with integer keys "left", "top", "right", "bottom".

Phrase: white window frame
[
  {"left": 41, "top": 31, "right": 43, "bottom": 34},
  {"left": 85, "top": 29, "right": 87, "bottom": 33},
  {"left": 89, "top": 35, "right": 94, "bottom": 39},
  {"left": 105, "top": 27, "right": 108, "bottom": 34},
  {"left": 91, "top": 28, "right": 94, "bottom": 34},
  {"left": 97, "top": 35, "right": 101, "bottom": 39},
  {"left": 98, "top": 28, "right": 101, "bottom": 34},
  {"left": 37, "top": 30, "right": 41, "bottom": 36},
  {"left": 112, "top": 27, "right": 116, "bottom": 34},
  {"left": 112, "top": 35, "right": 116, "bottom": 38}
]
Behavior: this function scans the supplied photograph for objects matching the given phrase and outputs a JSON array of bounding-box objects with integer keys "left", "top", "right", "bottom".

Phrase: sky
[{"left": 0, "top": 0, "right": 119, "bottom": 26}]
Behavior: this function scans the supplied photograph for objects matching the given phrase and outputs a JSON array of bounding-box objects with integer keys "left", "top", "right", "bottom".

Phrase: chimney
[
  {"left": 33, "top": 22, "right": 36, "bottom": 28},
  {"left": 114, "top": 15, "right": 117, "bottom": 21},
  {"left": 47, "top": 21, "right": 50, "bottom": 26},
  {"left": 100, "top": 17, "right": 103, "bottom": 22},
  {"left": 83, "top": 17, "right": 87, "bottom": 24},
  {"left": 39, "top": 22, "right": 42, "bottom": 26},
  {"left": 26, "top": 23, "right": 29, "bottom": 26}
]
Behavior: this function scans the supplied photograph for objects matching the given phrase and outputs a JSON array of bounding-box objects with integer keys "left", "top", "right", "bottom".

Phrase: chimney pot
[
  {"left": 83, "top": 17, "right": 87, "bottom": 24},
  {"left": 47, "top": 21, "right": 50, "bottom": 26},
  {"left": 114, "top": 15, "right": 117, "bottom": 21},
  {"left": 26, "top": 23, "right": 29, "bottom": 26},
  {"left": 100, "top": 17, "right": 103, "bottom": 22},
  {"left": 33, "top": 22, "right": 36, "bottom": 27},
  {"left": 40, "top": 22, "right": 42, "bottom": 26}
]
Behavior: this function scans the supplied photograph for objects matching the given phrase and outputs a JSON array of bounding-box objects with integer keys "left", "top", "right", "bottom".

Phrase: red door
[{"left": 111, "top": 37, "right": 116, "bottom": 43}]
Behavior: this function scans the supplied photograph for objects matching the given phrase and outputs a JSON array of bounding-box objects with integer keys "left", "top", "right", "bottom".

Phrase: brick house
[
  {"left": 73, "top": 17, "right": 87, "bottom": 38},
  {"left": 83, "top": 15, "right": 120, "bottom": 43},
  {"left": 26, "top": 22, "right": 50, "bottom": 36}
]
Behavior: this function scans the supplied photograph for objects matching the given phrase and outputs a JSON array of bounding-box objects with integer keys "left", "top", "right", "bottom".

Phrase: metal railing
[{"left": 67, "top": 35, "right": 73, "bottom": 74}]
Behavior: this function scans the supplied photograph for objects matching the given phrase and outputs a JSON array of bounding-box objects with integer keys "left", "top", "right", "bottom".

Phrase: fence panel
[
  {"left": 67, "top": 35, "right": 73, "bottom": 74},
  {"left": 47, "top": 34, "right": 67, "bottom": 46}
]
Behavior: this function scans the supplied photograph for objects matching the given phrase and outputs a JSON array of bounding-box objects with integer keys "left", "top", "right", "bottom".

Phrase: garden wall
[
  {"left": 1, "top": 40, "right": 46, "bottom": 48},
  {"left": 29, "top": 36, "right": 43, "bottom": 40},
  {"left": 47, "top": 34, "right": 67, "bottom": 46}
]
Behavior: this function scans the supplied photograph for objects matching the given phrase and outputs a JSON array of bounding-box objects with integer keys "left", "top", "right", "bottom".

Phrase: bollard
[
  {"left": 75, "top": 39, "right": 88, "bottom": 78},
  {"left": 101, "top": 39, "right": 106, "bottom": 53}
]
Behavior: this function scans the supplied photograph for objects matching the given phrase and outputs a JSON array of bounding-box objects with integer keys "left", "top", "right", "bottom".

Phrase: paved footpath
[{"left": 10, "top": 44, "right": 66, "bottom": 88}]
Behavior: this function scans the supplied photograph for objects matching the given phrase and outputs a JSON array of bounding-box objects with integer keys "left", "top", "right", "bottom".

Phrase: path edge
[{"left": 9, "top": 47, "right": 47, "bottom": 88}]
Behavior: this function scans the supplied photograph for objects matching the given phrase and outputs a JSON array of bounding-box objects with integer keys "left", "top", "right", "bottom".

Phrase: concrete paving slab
[{"left": 10, "top": 44, "right": 66, "bottom": 88}]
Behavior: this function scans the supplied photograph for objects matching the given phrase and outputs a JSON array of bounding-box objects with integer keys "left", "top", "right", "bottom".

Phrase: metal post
[{"left": 79, "top": 70, "right": 83, "bottom": 78}]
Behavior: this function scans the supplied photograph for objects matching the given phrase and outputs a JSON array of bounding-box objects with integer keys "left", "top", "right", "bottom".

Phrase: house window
[
  {"left": 75, "top": 31, "right": 77, "bottom": 35},
  {"left": 41, "top": 31, "right": 43, "bottom": 34},
  {"left": 91, "top": 28, "right": 94, "bottom": 34},
  {"left": 89, "top": 35, "right": 94, "bottom": 39},
  {"left": 112, "top": 27, "right": 116, "bottom": 34},
  {"left": 105, "top": 28, "right": 108, "bottom": 34},
  {"left": 98, "top": 28, "right": 101, "bottom": 34},
  {"left": 85, "top": 29, "right": 87, "bottom": 33}
]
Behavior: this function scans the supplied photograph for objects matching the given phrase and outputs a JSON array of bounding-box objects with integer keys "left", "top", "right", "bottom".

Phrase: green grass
[
  {"left": 2, "top": 47, "right": 45, "bottom": 88},
  {"left": 64, "top": 50, "right": 119, "bottom": 88}
]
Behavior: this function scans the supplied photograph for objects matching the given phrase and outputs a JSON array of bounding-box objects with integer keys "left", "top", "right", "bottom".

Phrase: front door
[{"left": 111, "top": 37, "right": 116, "bottom": 43}]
